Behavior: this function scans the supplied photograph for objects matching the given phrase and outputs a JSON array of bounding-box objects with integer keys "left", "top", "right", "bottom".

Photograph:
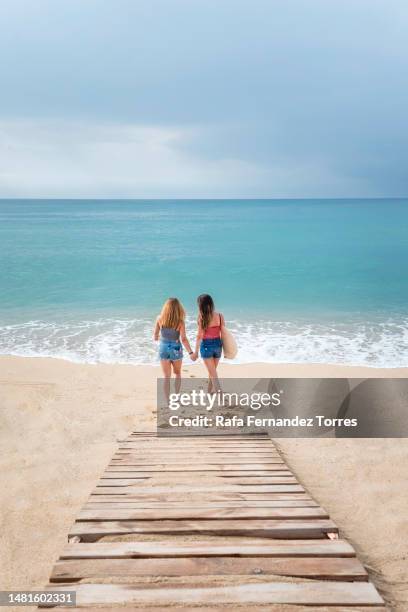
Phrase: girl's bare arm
[
  {"left": 194, "top": 321, "right": 204, "bottom": 356},
  {"left": 153, "top": 318, "right": 160, "bottom": 341},
  {"left": 179, "top": 322, "right": 193, "bottom": 354}
]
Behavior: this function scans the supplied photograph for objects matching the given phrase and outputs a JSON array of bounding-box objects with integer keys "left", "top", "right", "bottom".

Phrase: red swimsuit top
[{"left": 203, "top": 313, "right": 223, "bottom": 339}]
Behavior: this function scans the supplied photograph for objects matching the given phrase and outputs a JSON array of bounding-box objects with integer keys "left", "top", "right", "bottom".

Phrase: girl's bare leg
[
  {"left": 160, "top": 359, "right": 172, "bottom": 404},
  {"left": 203, "top": 357, "right": 221, "bottom": 393},
  {"left": 172, "top": 359, "right": 182, "bottom": 394}
]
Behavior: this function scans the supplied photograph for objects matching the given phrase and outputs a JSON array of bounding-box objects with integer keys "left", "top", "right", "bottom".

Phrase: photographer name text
[{"left": 167, "top": 414, "right": 358, "bottom": 428}]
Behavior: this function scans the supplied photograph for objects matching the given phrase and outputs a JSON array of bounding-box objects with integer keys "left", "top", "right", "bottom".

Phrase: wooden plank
[
  {"left": 110, "top": 459, "right": 285, "bottom": 465},
  {"left": 116, "top": 443, "right": 278, "bottom": 449},
  {"left": 120, "top": 439, "right": 275, "bottom": 443},
  {"left": 97, "top": 477, "right": 298, "bottom": 486},
  {"left": 114, "top": 456, "right": 283, "bottom": 462},
  {"left": 102, "top": 471, "right": 294, "bottom": 479},
  {"left": 117, "top": 447, "right": 279, "bottom": 451},
  {"left": 88, "top": 492, "right": 314, "bottom": 502},
  {"left": 128, "top": 434, "right": 270, "bottom": 438},
  {"left": 128, "top": 438, "right": 272, "bottom": 441},
  {"left": 118, "top": 450, "right": 281, "bottom": 455},
  {"left": 42, "top": 582, "right": 383, "bottom": 606},
  {"left": 115, "top": 462, "right": 284, "bottom": 468},
  {"left": 102, "top": 474, "right": 295, "bottom": 481},
  {"left": 121, "top": 440, "right": 274, "bottom": 444},
  {"left": 103, "top": 468, "right": 292, "bottom": 475},
  {"left": 121, "top": 435, "right": 275, "bottom": 446},
  {"left": 61, "top": 538, "right": 355, "bottom": 559},
  {"left": 114, "top": 448, "right": 282, "bottom": 461},
  {"left": 114, "top": 451, "right": 281, "bottom": 457},
  {"left": 85, "top": 500, "right": 320, "bottom": 508},
  {"left": 106, "top": 463, "right": 287, "bottom": 471},
  {"left": 129, "top": 432, "right": 269, "bottom": 434},
  {"left": 116, "top": 443, "right": 278, "bottom": 447},
  {"left": 119, "top": 440, "right": 277, "bottom": 444},
  {"left": 78, "top": 506, "right": 328, "bottom": 521},
  {"left": 130, "top": 432, "right": 270, "bottom": 435},
  {"left": 92, "top": 484, "right": 304, "bottom": 494},
  {"left": 92, "top": 489, "right": 307, "bottom": 497},
  {"left": 115, "top": 447, "right": 278, "bottom": 454},
  {"left": 50, "top": 556, "right": 368, "bottom": 583},
  {"left": 69, "top": 519, "right": 338, "bottom": 540},
  {"left": 88, "top": 492, "right": 312, "bottom": 501}
]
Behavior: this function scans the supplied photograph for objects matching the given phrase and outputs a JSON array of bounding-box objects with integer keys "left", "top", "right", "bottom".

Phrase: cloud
[
  {"left": 0, "top": 119, "right": 376, "bottom": 199},
  {"left": 0, "top": 119, "right": 271, "bottom": 198},
  {"left": 0, "top": 2, "right": 407, "bottom": 197}
]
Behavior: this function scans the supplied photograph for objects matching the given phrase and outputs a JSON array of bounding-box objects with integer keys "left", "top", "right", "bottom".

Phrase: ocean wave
[{"left": 0, "top": 316, "right": 407, "bottom": 367}]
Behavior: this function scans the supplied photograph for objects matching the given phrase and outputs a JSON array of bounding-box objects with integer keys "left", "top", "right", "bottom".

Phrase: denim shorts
[
  {"left": 200, "top": 337, "right": 222, "bottom": 359},
  {"left": 159, "top": 340, "right": 183, "bottom": 361}
]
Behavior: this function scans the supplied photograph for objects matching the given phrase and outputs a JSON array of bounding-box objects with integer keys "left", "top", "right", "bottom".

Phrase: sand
[{"left": 0, "top": 356, "right": 407, "bottom": 610}]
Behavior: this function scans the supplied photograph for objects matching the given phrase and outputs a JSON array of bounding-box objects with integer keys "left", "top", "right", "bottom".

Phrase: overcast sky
[{"left": 0, "top": 0, "right": 407, "bottom": 198}]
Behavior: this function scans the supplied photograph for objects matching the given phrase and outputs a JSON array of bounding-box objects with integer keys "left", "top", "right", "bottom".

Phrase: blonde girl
[{"left": 154, "top": 298, "right": 195, "bottom": 397}]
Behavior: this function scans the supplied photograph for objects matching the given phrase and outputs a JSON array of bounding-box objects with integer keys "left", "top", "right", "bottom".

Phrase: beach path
[{"left": 44, "top": 432, "right": 385, "bottom": 609}]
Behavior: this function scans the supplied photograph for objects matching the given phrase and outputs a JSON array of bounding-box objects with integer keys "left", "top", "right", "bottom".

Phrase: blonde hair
[{"left": 158, "top": 298, "right": 185, "bottom": 329}]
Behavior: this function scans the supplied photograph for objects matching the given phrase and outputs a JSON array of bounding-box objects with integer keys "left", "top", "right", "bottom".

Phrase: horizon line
[{"left": 0, "top": 196, "right": 407, "bottom": 202}]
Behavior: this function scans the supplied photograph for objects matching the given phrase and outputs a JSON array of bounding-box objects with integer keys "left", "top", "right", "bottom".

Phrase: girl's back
[
  {"left": 160, "top": 325, "right": 180, "bottom": 341},
  {"left": 202, "top": 311, "right": 223, "bottom": 339}
]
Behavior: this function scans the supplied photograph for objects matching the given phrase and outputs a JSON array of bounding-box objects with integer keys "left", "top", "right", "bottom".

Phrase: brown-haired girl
[{"left": 193, "top": 293, "right": 224, "bottom": 392}]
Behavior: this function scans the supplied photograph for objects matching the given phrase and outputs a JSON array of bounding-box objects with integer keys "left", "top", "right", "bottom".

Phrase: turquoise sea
[{"left": 0, "top": 199, "right": 407, "bottom": 366}]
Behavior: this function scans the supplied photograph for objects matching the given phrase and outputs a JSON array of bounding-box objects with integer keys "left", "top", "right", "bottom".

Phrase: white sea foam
[{"left": 1, "top": 316, "right": 407, "bottom": 367}]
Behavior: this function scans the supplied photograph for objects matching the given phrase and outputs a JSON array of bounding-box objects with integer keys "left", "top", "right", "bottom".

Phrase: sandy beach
[{"left": 0, "top": 356, "right": 407, "bottom": 610}]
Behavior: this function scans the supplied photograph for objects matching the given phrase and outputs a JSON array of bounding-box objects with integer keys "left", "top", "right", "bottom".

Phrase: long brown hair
[
  {"left": 158, "top": 298, "right": 185, "bottom": 329},
  {"left": 197, "top": 294, "right": 215, "bottom": 331}
]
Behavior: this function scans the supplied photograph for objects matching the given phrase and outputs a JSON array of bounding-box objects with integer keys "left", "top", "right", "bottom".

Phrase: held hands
[{"left": 190, "top": 351, "right": 198, "bottom": 362}]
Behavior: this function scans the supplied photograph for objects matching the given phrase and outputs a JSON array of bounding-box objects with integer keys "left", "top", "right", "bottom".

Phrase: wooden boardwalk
[{"left": 45, "top": 432, "right": 385, "bottom": 609}]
